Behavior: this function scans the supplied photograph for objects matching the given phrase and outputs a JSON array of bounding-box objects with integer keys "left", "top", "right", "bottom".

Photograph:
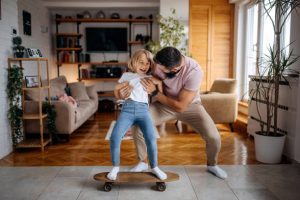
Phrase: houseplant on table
[
  {"left": 250, "top": 0, "right": 300, "bottom": 163},
  {"left": 12, "top": 36, "right": 26, "bottom": 58}
]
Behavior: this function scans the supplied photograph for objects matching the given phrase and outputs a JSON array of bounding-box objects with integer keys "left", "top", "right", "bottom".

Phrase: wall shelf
[
  {"left": 8, "top": 58, "right": 48, "bottom": 61},
  {"left": 56, "top": 18, "right": 153, "bottom": 23},
  {"left": 56, "top": 33, "right": 82, "bottom": 38},
  {"left": 56, "top": 47, "right": 82, "bottom": 51},
  {"left": 55, "top": 16, "right": 153, "bottom": 80},
  {"left": 128, "top": 41, "right": 144, "bottom": 45}
]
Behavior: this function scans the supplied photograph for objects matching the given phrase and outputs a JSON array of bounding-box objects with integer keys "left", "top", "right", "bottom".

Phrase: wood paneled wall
[{"left": 189, "top": 0, "right": 234, "bottom": 91}]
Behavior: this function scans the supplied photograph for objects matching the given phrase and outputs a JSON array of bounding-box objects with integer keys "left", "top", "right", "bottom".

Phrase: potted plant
[
  {"left": 146, "top": 8, "right": 187, "bottom": 55},
  {"left": 250, "top": 0, "right": 300, "bottom": 163},
  {"left": 12, "top": 36, "right": 25, "bottom": 58}
]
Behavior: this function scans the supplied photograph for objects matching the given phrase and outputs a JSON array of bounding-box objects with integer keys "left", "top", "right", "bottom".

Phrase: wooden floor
[{"left": 0, "top": 112, "right": 261, "bottom": 166}]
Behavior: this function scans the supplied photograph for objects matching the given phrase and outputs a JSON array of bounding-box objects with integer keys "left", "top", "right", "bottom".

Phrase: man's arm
[
  {"left": 114, "top": 81, "right": 133, "bottom": 99},
  {"left": 155, "top": 89, "right": 197, "bottom": 113},
  {"left": 140, "top": 78, "right": 197, "bottom": 112}
]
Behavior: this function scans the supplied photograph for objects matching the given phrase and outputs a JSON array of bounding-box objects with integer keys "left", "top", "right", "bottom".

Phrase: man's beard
[{"left": 165, "top": 70, "right": 180, "bottom": 79}]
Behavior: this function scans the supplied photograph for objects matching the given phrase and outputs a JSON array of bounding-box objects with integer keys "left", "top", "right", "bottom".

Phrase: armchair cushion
[
  {"left": 210, "top": 78, "right": 237, "bottom": 93},
  {"left": 201, "top": 78, "right": 238, "bottom": 124}
]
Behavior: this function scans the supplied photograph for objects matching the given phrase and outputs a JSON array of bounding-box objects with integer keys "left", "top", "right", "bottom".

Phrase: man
[{"left": 118, "top": 47, "right": 227, "bottom": 179}]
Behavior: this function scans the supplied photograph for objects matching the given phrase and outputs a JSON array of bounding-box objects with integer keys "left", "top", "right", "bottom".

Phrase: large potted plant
[
  {"left": 250, "top": 0, "right": 300, "bottom": 163},
  {"left": 146, "top": 8, "right": 187, "bottom": 55}
]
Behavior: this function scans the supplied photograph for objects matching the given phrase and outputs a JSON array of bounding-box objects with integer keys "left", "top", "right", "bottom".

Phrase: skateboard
[{"left": 94, "top": 171, "right": 179, "bottom": 192}]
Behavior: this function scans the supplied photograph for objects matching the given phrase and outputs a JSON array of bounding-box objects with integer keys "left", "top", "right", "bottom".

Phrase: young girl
[{"left": 107, "top": 49, "right": 167, "bottom": 181}]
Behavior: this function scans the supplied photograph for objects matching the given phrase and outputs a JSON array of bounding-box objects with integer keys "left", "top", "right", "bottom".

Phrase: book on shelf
[
  {"left": 57, "top": 37, "right": 76, "bottom": 48},
  {"left": 81, "top": 69, "right": 89, "bottom": 78}
]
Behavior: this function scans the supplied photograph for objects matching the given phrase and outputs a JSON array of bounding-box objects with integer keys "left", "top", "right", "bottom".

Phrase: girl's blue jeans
[{"left": 110, "top": 100, "right": 158, "bottom": 168}]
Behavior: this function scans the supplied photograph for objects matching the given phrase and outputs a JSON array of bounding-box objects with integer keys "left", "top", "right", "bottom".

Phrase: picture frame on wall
[
  {"left": 26, "top": 48, "right": 43, "bottom": 58},
  {"left": 23, "top": 10, "right": 31, "bottom": 36},
  {"left": 25, "top": 76, "right": 40, "bottom": 88}
]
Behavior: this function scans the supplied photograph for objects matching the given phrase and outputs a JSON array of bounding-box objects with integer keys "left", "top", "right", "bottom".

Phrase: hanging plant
[{"left": 7, "top": 65, "right": 24, "bottom": 146}]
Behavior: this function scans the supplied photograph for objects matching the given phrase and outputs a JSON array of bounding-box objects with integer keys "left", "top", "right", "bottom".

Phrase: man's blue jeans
[{"left": 110, "top": 100, "right": 158, "bottom": 168}]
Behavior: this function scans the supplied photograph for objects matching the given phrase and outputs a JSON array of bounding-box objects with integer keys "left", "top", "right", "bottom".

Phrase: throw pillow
[{"left": 69, "top": 82, "right": 90, "bottom": 101}]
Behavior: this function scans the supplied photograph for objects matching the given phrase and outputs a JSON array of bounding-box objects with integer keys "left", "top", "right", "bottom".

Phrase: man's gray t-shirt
[{"left": 153, "top": 56, "right": 203, "bottom": 103}]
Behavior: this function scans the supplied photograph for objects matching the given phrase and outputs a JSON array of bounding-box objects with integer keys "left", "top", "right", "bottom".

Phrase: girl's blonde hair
[{"left": 128, "top": 49, "right": 154, "bottom": 74}]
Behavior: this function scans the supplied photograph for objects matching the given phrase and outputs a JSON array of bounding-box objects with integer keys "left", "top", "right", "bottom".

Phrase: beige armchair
[
  {"left": 159, "top": 78, "right": 238, "bottom": 133},
  {"left": 200, "top": 78, "right": 238, "bottom": 131}
]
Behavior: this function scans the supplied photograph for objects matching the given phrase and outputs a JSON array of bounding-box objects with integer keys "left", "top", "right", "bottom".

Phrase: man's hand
[
  {"left": 141, "top": 78, "right": 157, "bottom": 94},
  {"left": 114, "top": 82, "right": 133, "bottom": 99},
  {"left": 149, "top": 77, "right": 162, "bottom": 92}
]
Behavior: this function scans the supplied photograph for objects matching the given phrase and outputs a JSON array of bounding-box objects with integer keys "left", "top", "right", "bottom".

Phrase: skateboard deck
[{"left": 94, "top": 172, "right": 179, "bottom": 192}]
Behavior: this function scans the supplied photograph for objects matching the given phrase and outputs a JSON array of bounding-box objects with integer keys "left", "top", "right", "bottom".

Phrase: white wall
[
  {"left": 0, "top": 0, "right": 19, "bottom": 159},
  {"left": 290, "top": 10, "right": 300, "bottom": 72},
  {"left": 232, "top": 1, "right": 248, "bottom": 101},
  {"left": 160, "top": 0, "right": 189, "bottom": 21},
  {"left": 18, "top": 0, "right": 52, "bottom": 79},
  {"left": 290, "top": 10, "right": 300, "bottom": 163},
  {"left": 0, "top": 0, "right": 51, "bottom": 159}
]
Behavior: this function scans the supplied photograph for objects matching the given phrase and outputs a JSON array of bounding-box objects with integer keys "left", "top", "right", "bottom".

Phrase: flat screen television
[{"left": 86, "top": 27, "right": 128, "bottom": 52}]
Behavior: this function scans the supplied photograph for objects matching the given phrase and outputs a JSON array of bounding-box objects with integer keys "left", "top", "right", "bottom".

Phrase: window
[{"left": 242, "top": 1, "right": 291, "bottom": 100}]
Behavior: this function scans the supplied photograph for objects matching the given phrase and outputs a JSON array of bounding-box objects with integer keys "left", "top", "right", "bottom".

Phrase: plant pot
[
  {"left": 14, "top": 52, "right": 24, "bottom": 58},
  {"left": 254, "top": 132, "right": 286, "bottom": 164}
]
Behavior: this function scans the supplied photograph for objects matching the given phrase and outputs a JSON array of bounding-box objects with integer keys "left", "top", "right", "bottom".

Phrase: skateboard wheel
[
  {"left": 103, "top": 182, "right": 112, "bottom": 192},
  {"left": 156, "top": 182, "right": 166, "bottom": 191}
]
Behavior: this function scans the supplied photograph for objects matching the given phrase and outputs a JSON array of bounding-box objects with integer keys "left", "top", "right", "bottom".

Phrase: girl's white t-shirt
[{"left": 118, "top": 72, "right": 150, "bottom": 104}]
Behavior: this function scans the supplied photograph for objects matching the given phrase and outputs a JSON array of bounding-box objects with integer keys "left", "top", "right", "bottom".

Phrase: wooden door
[
  {"left": 211, "top": 5, "right": 233, "bottom": 84},
  {"left": 189, "top": 0, "right": 234, "bottom": 91},
  {"left": 189, "top": 5, "right": 212, "bottom": 91}
]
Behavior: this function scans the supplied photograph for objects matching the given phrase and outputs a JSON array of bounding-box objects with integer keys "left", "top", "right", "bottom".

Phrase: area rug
[{"left": 105, "top": 120, "right": 160, "bottom": 140}]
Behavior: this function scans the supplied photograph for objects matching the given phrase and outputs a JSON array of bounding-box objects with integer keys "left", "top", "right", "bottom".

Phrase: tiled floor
[{"left": 0, "top": 164, "right": 299, "bottom": 200}]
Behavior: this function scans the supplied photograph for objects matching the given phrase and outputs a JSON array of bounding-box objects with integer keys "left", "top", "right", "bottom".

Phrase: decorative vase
[
  {"left": 254, "top": 132, "right": 286, "bottom": 164},
  {"left": 15, "top": 52, "right": 24, "bottom": 58}
]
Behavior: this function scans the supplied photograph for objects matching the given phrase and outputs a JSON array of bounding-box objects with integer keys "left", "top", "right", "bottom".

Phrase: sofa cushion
[
  {"left": 69, "top": 82, "right": 90, "bottom": 101},
  {"left": 50, "top": 76, "right": 68, "bottom": 97},
  {"left": 75, "top": 100, "right": 94, "bottom": 123}
]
